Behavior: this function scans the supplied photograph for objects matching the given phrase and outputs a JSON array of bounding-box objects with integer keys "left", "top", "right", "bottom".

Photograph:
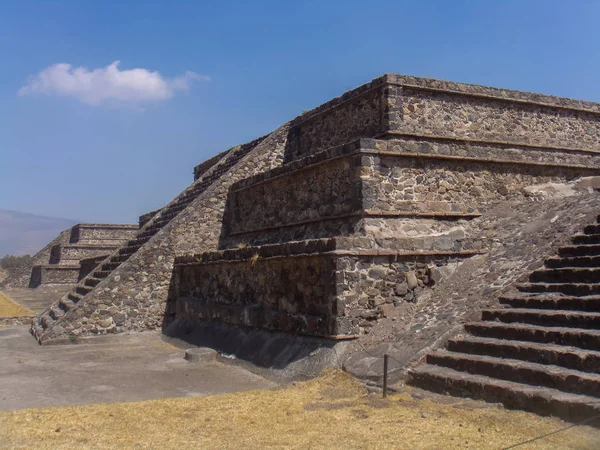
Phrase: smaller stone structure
[{"left": 30, "top": 223, "right": 137, "bottom": 288}]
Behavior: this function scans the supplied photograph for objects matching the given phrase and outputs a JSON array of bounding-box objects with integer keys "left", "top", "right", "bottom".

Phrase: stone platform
[
  {"left": 26, "top": 73, "right": 600, "bottom": 351},
  {"left": 29, "top": 223, "right": 138, "bottom": 288}
]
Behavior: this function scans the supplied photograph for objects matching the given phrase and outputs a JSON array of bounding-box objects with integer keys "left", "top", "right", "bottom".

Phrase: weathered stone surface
[{"left": 28, "top": 73, "right": 600, "bottom": 347}]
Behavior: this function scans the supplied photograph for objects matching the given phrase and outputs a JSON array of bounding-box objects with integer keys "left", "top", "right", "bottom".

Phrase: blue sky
[{"left": 1, "top": 1, "right": 599, "bottom": 224}]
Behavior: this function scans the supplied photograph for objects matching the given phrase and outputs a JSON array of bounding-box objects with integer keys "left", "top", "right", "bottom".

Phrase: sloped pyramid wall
[{"left": 33, "top": 125, "right": 289, "bottom": 342}]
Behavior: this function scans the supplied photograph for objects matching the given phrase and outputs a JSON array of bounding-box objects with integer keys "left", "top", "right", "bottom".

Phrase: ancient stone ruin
[
  {"left": 8, "top": 74, "right": 600, "bottom": 420},
  {"left": 30, "top": 223, "right": 138, "bottom": 287}
]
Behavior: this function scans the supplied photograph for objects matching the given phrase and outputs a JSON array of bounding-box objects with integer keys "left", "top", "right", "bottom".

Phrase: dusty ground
[
  {"left": 0, "top": 326, "right": 276, "bottom": 411},
  {"left": 1, "top": 371, "right": 598, "bottom": 449},
  {"left": 1, "top": 286, "right": 72, "bottom": 314},
  {"left": 0, "top": 291, "right": 33, "bottom": 318}
]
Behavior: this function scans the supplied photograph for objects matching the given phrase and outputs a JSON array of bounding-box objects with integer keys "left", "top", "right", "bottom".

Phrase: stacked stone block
[
  {"left": 173, "top": 74, "right": 600, "bottom": 340},
  {"left": 30, "top": 224, "right": 137, "bottom": 287},
  {"left": 30, "top": 73, "right": 600, "bottom": 345}
]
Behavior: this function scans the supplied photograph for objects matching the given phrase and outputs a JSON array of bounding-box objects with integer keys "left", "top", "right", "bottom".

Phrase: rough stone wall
[
  {"left": 225, "top": 155, "right": 361, "bottom": 237},
  {"left": 375, "top": 138, "right": 600, "bottom": 168},
  {"left": 284, "top": 78, "right": 386, "bottom": 162},
  {"left": 336, "top": 255, "right": 463, "bottom": 335},
  {"left": 174, "top": 242, "right": 474, "bottom": 338},
  {"left": 221, "top": 137, "right": 600, "bottom": 248},
  {"left": 1, "top": 228, "right": 71, "bottom": 288},
  {"left": 30, "top": 265, "right": 80, "bottom": 286},
  {"left": 177, "top": 251, "right": 338, "bottom": 337},
  {"left": 69, "top": 224, "right": 138, "bottom": 244},
  {"left": 386, "top": 78, "right": 600, "bottom": 152},
  {"left": 50, "top": 245, "right": 114, "bottom": 265},
  {"left": 285, "top": 74, "right": 600, "bottom": 164},
  {"left": 37, "top": 125, "right": 289, "bottom": 342},
  {"left": 362, "top": 154, "right": 580, "bottom": 215}
]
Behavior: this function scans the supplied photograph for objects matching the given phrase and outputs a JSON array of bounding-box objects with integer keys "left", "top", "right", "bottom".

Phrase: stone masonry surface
[
  {"left": 286, "top": 74, "right": 600, "bottom": 163},
  {"left": 33, "top": 125, "right": 289, "bottom": 342},
  {"left": 29, "top": 74, "right": 600, "bottom": 352}
]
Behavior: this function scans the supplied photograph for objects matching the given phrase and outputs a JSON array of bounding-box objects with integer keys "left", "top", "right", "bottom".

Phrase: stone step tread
[
  {"left": 533, "top": 267, "right": 600, "bottom": 274},
  {"left": 517, "top": 282, "right": 600, "bottom": 295},
  {"left": 499, "top": 294, "right": 600, "bottom": 311},
  {"left": 518, "top": 282, "right": 600, "bottom": 289},
  {"left": 559, "top": 244, "right": 600, "bottom": 257},
  {"left": 61, "top": 244, "right": 120, "bottom": 249},
  {"left": 49, "top": 306, "right": 64, "bottom": 320},
  {"left": 483, "top": 307, "right": 600, "bottom": 319},
  {"left": 584, "top": 224, "right": 600, "bottom": 234},
  {"left": 409, "top": 364, "right": 600, "bottom": 418},
  {"left": 448, "top": 336, "right": 600, "bottom": 372},
  {"left": 501, "top": 292, "right": 600, "bottom": 301},
  {"left": 572, "top": 234, "right": 600, "bottom": 242},
  {"left": 67, "top": 292, "right": 82, "bottom": 302},
  {"left": 465, "top": 321, "right": 600, "bottom": 350},
  {"left": 428, "top": 350, "right": 600, "bottom": 397},
  {"left": 545, "top": 256, "right": 600, "bottom": 267}
]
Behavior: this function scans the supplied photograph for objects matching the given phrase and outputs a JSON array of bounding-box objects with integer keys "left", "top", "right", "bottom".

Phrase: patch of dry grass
[
  {"left": 0, "top": 290, "right": 33, "bottom": 318},
  {"left": 0, "top": 370, "right": 598, "bottom": 449}
]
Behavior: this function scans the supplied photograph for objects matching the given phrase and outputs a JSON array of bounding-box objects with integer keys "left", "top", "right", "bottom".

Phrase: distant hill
[{"left": 0, "top": 209, "right": 78, "bottom": 257}]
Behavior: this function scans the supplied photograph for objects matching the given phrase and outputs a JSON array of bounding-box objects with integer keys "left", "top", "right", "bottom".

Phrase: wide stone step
[
  {"left": 517, "top": 282, "right": 600, "bottom": 296},
  {"left": 101, "top": 261, "right": 120, "bottom": 271},
  {"left": 482, "top": 308, "right": 600, "bottom": 329},
  {"left": 49, "top": 306, "right": 65, "bottom": 320},
  {"left": 558, "top": 244, "right": 600, "bottom": 258},
  {"left": 584, "top": 224, "right": 600, "bottom": 235},
  {"left": 447, "top": 336, "right": 600, "bottom": 374},
  {"left": 426, "top": 351, "right": 600, "bottom": 398},
  {"left": 499, "top": 293, "right": 600, "bottom": 311},
  {"left": 127, "top": 237, "right": 150, "bottom": 247},
  {"left": 169, "top": 202, "right": 188, "bottom": 214},
  {"left": 119, "top": 245, "right": 140, "bottom": 256},
  {"left": 409, "top": 364, "right": 600, "bottom": 422},
  {"left": 529, "top": 268, "right": 600, "bottom": 283},
  {"left": 39, "top": 313, "right": 55, "bottom": 330},
  {"left": 67, "top": 292, "right": 82, "bottom": 303},
  {"left": 93, "top": 270, "right": 111, "bottom": 279},
  {"left": 137, "top": 229, "right": 158, "bottom": 240},
  {"left": 572, "top": 234, "right": 600, "bottom": 245},
  {"left": 112, "top": 254, "right": 130, "bottom": 264},
  {"left": 84, "top": 277, "right": 102, "bottom": 288},
  {"left": 545, "top": 255, "right": 600, "bottom": 269},
  {"left": 465, "top": 322, "right": 600, "bottom": 351},
  {"left": 75, "top": 285, "right": 93, "bottom": 296}
]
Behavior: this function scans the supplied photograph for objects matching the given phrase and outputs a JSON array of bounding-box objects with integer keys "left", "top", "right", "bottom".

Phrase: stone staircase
[
  {"left": 410, "top": 217, "right": 600, "bottom": 422},
  {"left": 32, "top": 142, "right": 259, "bottom": 339}
]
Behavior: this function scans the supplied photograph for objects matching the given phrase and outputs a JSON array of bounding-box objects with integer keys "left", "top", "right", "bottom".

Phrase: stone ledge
[
  {"left": 228, "top": 210, "right": 480, "bottom": 238},
  {"left": 175, "top": 236, "right": 484, "bottom": 266},
  {"left": 291, "top": 74, "right": 600, "bottom": 129},
  {"left": 232, "top": 138, "right": 600, "bottom": 195},
  {"left": 72, "top": 224, "right": 138, "bottom": 230},
  {"left": 387, "top": 74, "right": 600, "bottom": 115}
]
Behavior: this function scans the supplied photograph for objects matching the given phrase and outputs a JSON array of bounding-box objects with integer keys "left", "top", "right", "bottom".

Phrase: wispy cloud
[{"left": 18, "top": 61, "right": 209, "bottom": 107}]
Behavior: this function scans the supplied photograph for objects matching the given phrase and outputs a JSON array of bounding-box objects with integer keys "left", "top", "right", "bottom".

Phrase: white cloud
[{"left": 18, "top": 61, "right": 209, "bottom": 107}]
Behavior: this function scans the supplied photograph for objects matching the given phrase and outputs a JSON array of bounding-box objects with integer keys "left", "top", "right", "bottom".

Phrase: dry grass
[
  {"left": 0, "top": 291, "right": 33, "bottom": 318},
  {"left": 1, "top": 371, "right": 599, "bottom": 449}
]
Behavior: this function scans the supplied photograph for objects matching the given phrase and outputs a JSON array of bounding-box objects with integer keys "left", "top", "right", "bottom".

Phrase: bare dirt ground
[
  {"left": 1, "top": 286, "right": 72, "bottom": 315},
  {"left": 1, "top": 371, "right": 599, "bottom": 449},
  {"left": 0, "top": 292, "right": 32, "bottom": 318},
  {"left": 0, "top": 326, "right": 276, "bottom": 412}
]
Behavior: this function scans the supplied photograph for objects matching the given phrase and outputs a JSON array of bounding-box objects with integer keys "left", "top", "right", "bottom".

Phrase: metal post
[{"left": 383, "top": 354, "right": 389, "bottom": 398}]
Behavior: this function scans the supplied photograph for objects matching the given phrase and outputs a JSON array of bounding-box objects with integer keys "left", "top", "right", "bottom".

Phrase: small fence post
[{"left": 383, "top": 354, "right": 389, "bottom": 398}]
